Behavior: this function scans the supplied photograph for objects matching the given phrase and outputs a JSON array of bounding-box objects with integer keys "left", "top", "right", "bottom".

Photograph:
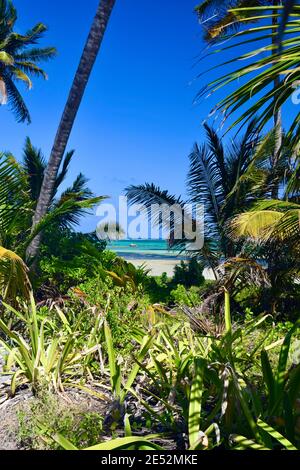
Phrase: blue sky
[
  {"left": 3, "top": 0, "right": 210, "bottom": 232},
  {"left": 1, "top": 0, "right": 284, "bottom": 232}
]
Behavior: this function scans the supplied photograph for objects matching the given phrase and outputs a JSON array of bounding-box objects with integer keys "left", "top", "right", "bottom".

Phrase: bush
[
  {"left": 38, "top": 228, "right": 110, "bottom": 293},
  {"left": 79, "top": 277, "right": 151, "bottom": 354},
  {"left": 170, "top": 285, "right": 202, "bottom": 307},
  {"left": 173, "top": 259, "right": 205, "bottom": 288}
]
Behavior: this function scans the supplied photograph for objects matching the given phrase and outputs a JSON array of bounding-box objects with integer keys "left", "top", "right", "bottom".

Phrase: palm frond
[
  {"left": 14, "top": 47, "right": 57, "bottom": 63},
  {"left": 11, "top": 68, "right": 32, "bottom": 89},
  {"left": 1, "top": 70, "right": 30, "bottom": 122},
  {"left": 60, "top": 173, "right": 93, "bottom": 199},
  {"left": 230, "top": 210, "right": 284, "bottom": 240},
  {"left": 187, "top": 142, "right": 223, "bottom": 233},
  {"left": 14, "top": 61, "right": 48, "bottom": 79},
  {"left": 0, "top": 0, "right": 17, "bottom": 40},
  {"left": 53, "top": 150, "right": 74, "bottom": 195},
  {"left": 0, "top": 246, "right": 31, "bottom": 300},
  {"left": 6, "top": 24, "right": 48, "bottom": 52},
  {"left": 200, "top": 5, "right": 300, "bottom": 153},
  {"left": 52, "top": 189, "right": 105, "bottom": 230},
  {"left": 125, "top": 183, "right": 187, "bottom": 243},
  {"left": 0, "top": 2, "right": 55, "bottom": 123},
  {"left": 22, "top": 137, "right": 46, "bottom": 201},
  {"left": 126, "top": 183, "right": 184, "bottom": 208},
  {"left": 23, "top": 197, "right": 106, "bottom": 251},
  {"left": 220, "top": 255, "right": 271, "bottom": 295},
  {"left": 0, "top": 151, "right": 31, "bottom": 240},
  {"left": 230, "top": 200, "right": 300, "bottom": 247}
]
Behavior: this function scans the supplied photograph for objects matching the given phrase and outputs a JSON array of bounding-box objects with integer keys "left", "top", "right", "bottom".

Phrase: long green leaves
[
  {"left": 0, "top": 296, "right": 102, "bottom": 394},
  {"left": 104, "top": 320, "right": 121, "bottom": 397},
  {"left": 257, "top": 419, "right": 298, "bottom": 451},
  {"left": 201, "top": 5, "right": 300, "bottom": 151},
  {"left": 260, "top": 319, "right": 300, "bottom": 435},
  {"left": 54, "top": 434, "right": 164, "bottom": 451},
  {"left": 3, "top": 292, "right": 298, "bottom": 450},
  {"left": 0, "top": 246, "right": 31, "bottom": 300},
  {"left": 0, "top": 0, "right": 56, "bottom": 122},
  {"left": 103, "top": 320, "right": 154, "bottom": 404}
]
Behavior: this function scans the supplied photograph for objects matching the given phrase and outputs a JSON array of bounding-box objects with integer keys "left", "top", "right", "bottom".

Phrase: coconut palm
[
  {"left": 0, "top": 0, "right": 56, "bottom": 122},
  {"left": 0, "top": 142, "right": 105, "bottom": 299},
  {"left": 125, "top": 120, "right": 270, "bottom": 274},
  {"left": 196, "top": 0, "right": 283, "bottom": 197},
  {"left": 27, "top": 0, "right": 116, "bottom": 262},
  {"left": 200, "top": 3, "right": 300, "bottom": 152},
  {"left": 0, "top": 142, "right": 105, "bottom": 259},
  {"left": 22, "top": 138, "right": 101, "bottom": 231},
  {"left": 125, "top": 122, "right": 297, "bottom": 314},
  {"left": 0, "top": 152, "right": 31, "bottom": 300}
]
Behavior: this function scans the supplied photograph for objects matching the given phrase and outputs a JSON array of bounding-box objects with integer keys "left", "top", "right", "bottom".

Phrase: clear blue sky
[{"left": 0, "top": 0, "right": 269, "bottom": 232}]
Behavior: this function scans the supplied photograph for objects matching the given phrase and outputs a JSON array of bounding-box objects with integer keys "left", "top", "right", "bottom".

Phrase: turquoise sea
[{"left": 107, "top": 239, "right": 187, "bottom": 260}]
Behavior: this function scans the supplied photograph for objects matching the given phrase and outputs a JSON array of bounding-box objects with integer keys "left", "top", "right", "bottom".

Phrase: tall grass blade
[{"left": 189, "top": 357, "right": 205, "bottom": 449}]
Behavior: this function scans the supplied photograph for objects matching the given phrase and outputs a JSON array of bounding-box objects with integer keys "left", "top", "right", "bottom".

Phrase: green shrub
[
  {"left": 170, "top": 285, "right": 201, "bottom": 306},
  {"left": 173, "top": 259, "right": 205, "bottom": 288},
  {"left": 79, "top": 277, "right": 151, "bottom": 354}
]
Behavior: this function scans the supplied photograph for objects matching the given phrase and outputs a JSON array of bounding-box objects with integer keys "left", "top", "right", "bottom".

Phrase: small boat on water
[{"left": 129, "top": 243, "right": 137, "bottom": 247}]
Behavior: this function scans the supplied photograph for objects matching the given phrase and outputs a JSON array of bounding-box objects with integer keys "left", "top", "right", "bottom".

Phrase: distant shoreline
[
  {"left": 108, "top": 240, "right": 214, "bottom": 279},
  {"left": 115, "top": 251, "right": 188, "bottom": 261},
  {"left": 126, "top": 258, "right": 181, "bottom": 277}
]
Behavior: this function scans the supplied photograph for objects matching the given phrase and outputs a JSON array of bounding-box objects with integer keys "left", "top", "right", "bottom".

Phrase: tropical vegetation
[
  {"left": 0, "top": 0, "right": 299, "bottom": 454},
  {"left": 0, "top": 0, "right": 56, "bottom": 122}
]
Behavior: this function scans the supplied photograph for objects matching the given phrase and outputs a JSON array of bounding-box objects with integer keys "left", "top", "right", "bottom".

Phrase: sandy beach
[{"left": 127, "top": 258, "right": 215, "bottom": 280}]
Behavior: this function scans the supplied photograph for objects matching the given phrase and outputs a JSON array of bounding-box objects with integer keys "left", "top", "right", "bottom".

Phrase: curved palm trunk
[{"left": 26, "top": 0, "right": 116, "bottom": 262}]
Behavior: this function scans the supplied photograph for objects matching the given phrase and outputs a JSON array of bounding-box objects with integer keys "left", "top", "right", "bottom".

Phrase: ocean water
[{"left": 107, "top": 239, "right": 187, "bottom": 260}]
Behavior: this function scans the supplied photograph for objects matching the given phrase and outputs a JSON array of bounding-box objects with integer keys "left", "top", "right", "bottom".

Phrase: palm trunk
[
  {"left": 271, "top": 0, "right": 283, "bottom": 199},
  {"left": 26, "top": 0, "right": 116, "bottom": 262}
]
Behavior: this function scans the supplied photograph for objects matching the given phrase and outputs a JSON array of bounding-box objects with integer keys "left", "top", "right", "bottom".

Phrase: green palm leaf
[
  {"left": 0, "top": 245, "right": 31, "bottom": 300},
  {"left": 0, "top": 0, "right": 55, "bottom": 122}
]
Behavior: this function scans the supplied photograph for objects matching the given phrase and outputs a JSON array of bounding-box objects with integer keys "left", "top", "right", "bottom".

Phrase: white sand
[{"left": 127, "top": 258, "right": 215, "bottom": 280}]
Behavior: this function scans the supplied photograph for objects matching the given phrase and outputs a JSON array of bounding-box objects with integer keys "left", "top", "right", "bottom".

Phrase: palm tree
[
  {"left": 228, "top": 198, "right": 300, "bottom": 313},
  {"left": 231, "top": 199, "right": 300, "bottom": 250},
  {"left": 125, "top": 121, "right": 269, "bottom": 277},
  {"left": 0, "top": 246, "right": 31, "bottom": 301},
  {"left": 196, "top": 0, "right": 283, "bottom": 197},
  {"left": 0, "top": 141, "right": 105, "bottom": 259},
  {"left": 0, "top": 141, "right": 106, "bottom": 301},
  {"left": 27, "top": 0, "right": 116, "bottom": 262},
  {"left": 0, "top": 0, "right": 56, "bottom": 122},
  {"left": 0, "top": 153, "right": 31, "bottom": 301},
  {"left": 200, "top": 3, "right": 300, "bottom": 151},
  {"left": 22, "top": 138, "right": 100, "bottom": 230}
]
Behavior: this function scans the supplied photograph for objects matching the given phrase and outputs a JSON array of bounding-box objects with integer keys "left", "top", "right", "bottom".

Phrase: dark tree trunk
[{"left": 26, "top": 0, "right": 116, "bottom": 262}]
